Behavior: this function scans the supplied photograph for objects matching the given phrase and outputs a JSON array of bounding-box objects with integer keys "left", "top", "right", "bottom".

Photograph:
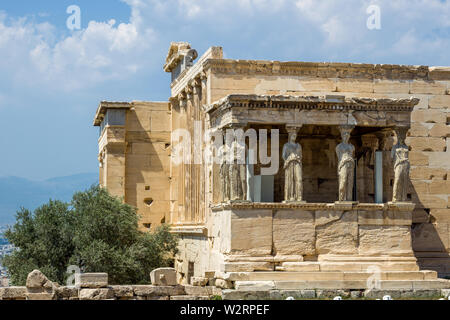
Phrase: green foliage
[{"left": 1, "top": 185, "right": 178, "bottom": 286}]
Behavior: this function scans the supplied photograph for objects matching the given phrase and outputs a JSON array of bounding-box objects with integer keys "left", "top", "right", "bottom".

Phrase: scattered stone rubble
[{"left": 0, "top": 268, "right": 220, "bottom": 301}]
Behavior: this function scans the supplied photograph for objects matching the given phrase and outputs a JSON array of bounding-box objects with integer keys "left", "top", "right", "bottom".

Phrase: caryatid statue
[
  {"left": 336, "top": 126, "right": 356, "bottom": 202},
  {"left": 229, "top": 136, "right": 247, "bottom": 201},
  {"left": 282, "top": 127, "right": 303, "bottom": 202},
  {"left": 218, "top": 143, "right": 230, "bottom": 202},
  {"left": 391, "top": 127, "right": 410, "bottom": 202}
]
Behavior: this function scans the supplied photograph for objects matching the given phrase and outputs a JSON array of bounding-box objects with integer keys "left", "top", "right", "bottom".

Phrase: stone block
[
  {"left": 215, "top": 279, "right": 234, "bottom": 289},
  {"left": 364, "top": 289, "right": 403, "bottom": 299},
  {"left": 412, "top": 193, "right": 448, "bottom": 209},
  {"left": 77, "top": 273, "right": 108, "bottom": 288},
  {"left": 411, "top": 81, "right": 447, "bottom": 95},
  {"left": 412, "top": 280, "right": 450, "bottom": 290},
  {"left": 279, "top": 262, "right": 320, "bottom": 272},
  {"left": 146, "top": 296, "right": 170, "bottom": 300},
  {"left": 412, "top": 209, "right": 430, "bottom": 223},
  {"left": 316, "top": 289, "right": 351, "bottom": 298},
  {"left": 429, "top": 95, "right": 450, "bottom": 109},
  {"left": 298, "top": 78, "right": 337, "bottom": 92},
  {"left": 429, "top": 67, "right": 450, "bottom": 80},
  {"left": 222, "top": 262, "right": 274, "bottom": 272},
  {"left": 315, "top": 211, "right": 358, "bottom": 255},
  {"left": 234, "top": 281, "right": 275, "bottom": 291},
  {"left": 412, "top": 223, "right": 449, "bottom": 252},
  {"left": 429, "top": 153, "right": 450, "bottom": 169},
  {"left": 409, "top": 151, "right": 430, "bottom": 166},
  {"left": 430, "top": 209, "right": 450, "bottom": 223},
  {"left": 170, "top": 295, "right": 210, "bottom": 300},
  {"left": 150, "top": 268, "right": 177, "bottom": 286},
  {"left": 410, "top": 167, "right": 447, "bottom": 180},
  {"left": 191, "top": 277, "right": 208, "bottom": 287},
  {"left": 150, "top": 111, "right": 171, "bottom": 132},
  {"left": 132, "top": 285, "right": 185, "bottom": 297},
  {"left": 409, "top": 123, "right": 429, "bottom": 137},
  {"left": 411, "top": 109, "right": 447, "bottom": 123},
  {"left": 359, "top": 225, "right": 413, "bottom": 256},
  {"left": 111, "top": 285, "right": 134, "bottom": 298},
  {"left": 428, "top": 180, "right": 450, "bottom": 194},
  {"left": 429, "top": 124, "right": 450, "bottom": 137},
  {"left": 79, "top": 288, "right": 114, "bottom": 300},
  {"left": 410, "top": 181, "right": 430, "bottom": 194},
  {"left": 269, "top": 289, "right": 316, "bottom": 300},
  {"left": 272, "top": 210, "right": 315, "bottom": 256},
  {"left": 358, "top": 210, "right": 411, "bottom": 226},
  {"left": 336, "top": 79, "right": 373, "bottom": 93},
  {"left": 0, "top": 287, "right": 27, "bottom": 300},
  {"left": 373, "top": 80, "right": 409, "bottom": 93},
  {"left": 229, "top": 210, "right": 273, "bottom": 255},
  {"left": 26, "top": 293, "right": 56, "bottom": 300},
  {"left": 222, "top": 290, "right": 270, "bottom": 300},
  {"left": 407, "top": 137, "right": 446, "bottom": 152},
  {"left": 184, "top": 285, "right": 220, "bottom": 296},
  {"left": 54, "top": 286, "right": 79, "bottom": 299}
]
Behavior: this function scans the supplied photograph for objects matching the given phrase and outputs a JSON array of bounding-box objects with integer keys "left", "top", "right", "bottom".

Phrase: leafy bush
[{"left": 1, "top": 185, "right": 178, "bottom": 285}]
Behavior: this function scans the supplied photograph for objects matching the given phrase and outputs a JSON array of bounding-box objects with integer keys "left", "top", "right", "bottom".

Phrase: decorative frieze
[
  {"left": 202, "top": 59, "right": 433, "bottom": 80},
  {"left": 206, "top": 94, "right": 420, "bottom": 114}
]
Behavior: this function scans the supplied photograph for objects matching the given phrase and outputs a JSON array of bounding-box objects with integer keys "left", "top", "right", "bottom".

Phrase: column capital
[
  {"left": 393, "top": 126, "right": 409, "bottom": 145},
  {"left": 285, "top": 124, "right": 302, "bottom": 134},
  {"left": 339, "top": 124, "right": 355, "bottom": 133}
]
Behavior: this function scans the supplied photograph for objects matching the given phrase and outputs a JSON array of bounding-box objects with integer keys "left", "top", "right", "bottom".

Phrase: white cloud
[
  {"left": 0, "top": 9, "right": 156, "bottom": 92},
  {"left": 0, "top": 0, "right": 449, "bottom": 96}
]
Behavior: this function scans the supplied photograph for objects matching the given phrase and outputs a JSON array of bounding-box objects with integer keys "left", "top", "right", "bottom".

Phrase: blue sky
[{"left": 0, "top": 0, "right": 449, "bottom": 180}]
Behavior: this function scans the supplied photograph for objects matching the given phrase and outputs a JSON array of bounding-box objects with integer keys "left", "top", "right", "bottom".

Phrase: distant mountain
[{"left": 0, "top": 173, "right": 98, "bottom": 225}]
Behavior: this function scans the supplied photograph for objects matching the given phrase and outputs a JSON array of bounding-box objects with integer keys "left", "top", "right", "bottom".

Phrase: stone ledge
[
  {"left": 170, "top": 225, "right": 207, "bottom": 236},
  {"left": 77, "top": 273, "right": 108, "bottom": 288},
  {"left": 211, "top": 202, "right": 414, "bottom": 212},
  {"left": 222, "top": 270, "right": 438, "bottom": 282}
]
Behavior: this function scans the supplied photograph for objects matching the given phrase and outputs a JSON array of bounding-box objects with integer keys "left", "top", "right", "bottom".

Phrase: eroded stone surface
[
  {"left": 150, "top": 268, "right": 177, "bottom": 286},
  {"left": 77, "top": 273, "right": 108, "bottom": 288}
]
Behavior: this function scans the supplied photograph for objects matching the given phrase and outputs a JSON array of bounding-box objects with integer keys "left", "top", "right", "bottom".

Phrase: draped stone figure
[
  {"left": 229, "top": 138, "right": 247, "bottom": 201},
  {"left": 391, "top": 127, "right": 410, "bottom": 202},
  {"left": 282, "top": 129, "right": 303, "bottom": 202},
  {"left": 336, "top": 126, "right": 355, "bottom": 202},
  {"left": 218, "top": 144, "right": 230, "bottom": 202}
]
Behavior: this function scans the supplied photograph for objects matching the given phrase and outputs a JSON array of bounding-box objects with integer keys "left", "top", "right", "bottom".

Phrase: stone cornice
[
  {"left": 93, "top": 101, "right": 131, "bottom": 126},
  {"left": 202, "top": 59, "right": 443, "bottom": 80},
  {"left": 205, "top": 94, "right": 420, "bottom": 115},
  {"left": 170, "top": 225, "right": 207, "bottom": 236}
]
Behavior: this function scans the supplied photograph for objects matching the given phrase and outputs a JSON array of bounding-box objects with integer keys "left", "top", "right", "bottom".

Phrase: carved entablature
[
  {"left": 202, "top": 59, "right": 430, "bottom": 80},
  {"left": 206, "top": 94, "right": 419, "bottom": 130}
]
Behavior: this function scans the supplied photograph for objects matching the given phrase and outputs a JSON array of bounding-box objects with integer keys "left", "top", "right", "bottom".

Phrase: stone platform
[{"left": 220, "top": 271, "right": 450, "bottom": 300}]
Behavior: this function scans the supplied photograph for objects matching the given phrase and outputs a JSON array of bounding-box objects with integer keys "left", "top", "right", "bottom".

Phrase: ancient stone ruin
[{"left": 91, "top": 42, "right": 450, "bottom": 299}]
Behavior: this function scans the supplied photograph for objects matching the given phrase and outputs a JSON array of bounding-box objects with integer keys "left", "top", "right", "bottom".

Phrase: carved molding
[
  {"left": 210, "top": 202, "right": 414, "bottom": 212},
  {"left": 202, "top": 59, "right": 432, "bottom": 80},
  {"left": 206, "top": 94, "right": 420, "bottom": 115}
]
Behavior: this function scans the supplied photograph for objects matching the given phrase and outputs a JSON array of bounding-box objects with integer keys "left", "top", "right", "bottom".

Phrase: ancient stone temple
[{"left": 94, "top": 42, "right": 450, "bottom": 293}]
